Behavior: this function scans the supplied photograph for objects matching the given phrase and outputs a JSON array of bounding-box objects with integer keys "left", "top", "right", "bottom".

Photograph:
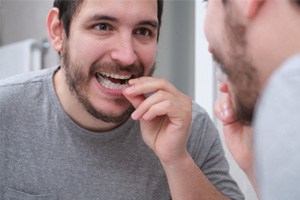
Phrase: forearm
[
  {"left": 244, "top": 167, "right": 260, "bottom": 198},
  {"left": 161, "top": 153, "right": 229, "bottom": 200}
]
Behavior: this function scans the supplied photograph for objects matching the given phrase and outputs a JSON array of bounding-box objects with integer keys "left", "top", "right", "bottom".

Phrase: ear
[
  {"left": 247, "top": 0, "right": 265, "bottom": 18},
  {"left": 47, "top": 8, "right": 64, "bottom": 53}
]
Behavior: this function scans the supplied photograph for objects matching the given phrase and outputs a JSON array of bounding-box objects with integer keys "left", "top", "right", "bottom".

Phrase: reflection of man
[
  {"left": 0, "top": 0, "right": 244, "bottom": 199},
  {"left": 204, "top": 0, "right": 300, "bottom": 199}
]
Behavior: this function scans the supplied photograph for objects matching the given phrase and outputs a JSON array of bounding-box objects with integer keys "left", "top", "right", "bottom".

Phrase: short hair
[{"left": 53, "top": 0, "right": 164, "bottom": 39}]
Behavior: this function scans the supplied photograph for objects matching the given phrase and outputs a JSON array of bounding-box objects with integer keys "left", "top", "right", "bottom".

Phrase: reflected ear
[
  {"left": 248, "top": 0, "right": 265, "bottom": 18},
  {"left": 47, "top": 8, "right": 64, "bottom": 53}
]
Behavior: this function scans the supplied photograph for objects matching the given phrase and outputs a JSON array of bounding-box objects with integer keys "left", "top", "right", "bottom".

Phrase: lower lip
[{"left": 92, "top": 76, "right": 127, "bottom": 97}]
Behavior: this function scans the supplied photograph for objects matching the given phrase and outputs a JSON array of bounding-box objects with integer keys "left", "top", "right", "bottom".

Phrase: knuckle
[
  {"left": 164, "top": 100, "right": 172, "bottom": 108},
  {"left": 157, "top": 77, "right": 169, "bottom": 86}
]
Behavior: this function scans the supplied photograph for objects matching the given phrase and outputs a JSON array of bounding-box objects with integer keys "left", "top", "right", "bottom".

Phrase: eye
[
  {"left": 93, "top": 23, "right": 112, "bottom": 31},
  {"left": 135, "top": 28, "right": 152, "bottom": 37}
]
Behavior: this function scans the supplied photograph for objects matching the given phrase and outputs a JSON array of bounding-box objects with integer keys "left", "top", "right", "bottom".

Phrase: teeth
[
  {"left": 101, "top": 72, "right": 131, "bottom": 80},
  {"left": 99, "top": 76, "right": 129, "bottom": 90},
  {"left": 96, "top": 72, "right": 130, "bottom": 90}
]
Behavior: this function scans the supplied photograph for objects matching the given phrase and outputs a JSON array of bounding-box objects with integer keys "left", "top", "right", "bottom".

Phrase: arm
[
  {"left": 214, "top": 82, "right": 258, "bottom": 193},
  {"left": 123, "top": 77, "right": 232, "bottom": 200}
]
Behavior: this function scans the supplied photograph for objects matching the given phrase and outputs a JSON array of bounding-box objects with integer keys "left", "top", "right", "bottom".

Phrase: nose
[{"left": 110, "top": 35, "right": 138, "bottom": 66}]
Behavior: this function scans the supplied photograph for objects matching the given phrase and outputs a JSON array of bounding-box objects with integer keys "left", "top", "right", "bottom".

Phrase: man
[
  {"left": 204, "top": 0, "right": 300, "bottom": 199},
  {"left": 0, "top": 0, "right": 244, "bottom": 199}
]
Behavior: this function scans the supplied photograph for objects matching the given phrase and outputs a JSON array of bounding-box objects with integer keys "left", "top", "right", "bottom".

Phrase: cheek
[
  {"left": 71, "top": 38, "right": 107, "bottom": 66},
  {"left": 203, "top": 2, "right": 226, "bottom": 51},
  {"left": 137, "top": 44, "right": 157, "bottom": 73},
  {"left": 204, "top": 2, "right": 217, "bottom": 45}
]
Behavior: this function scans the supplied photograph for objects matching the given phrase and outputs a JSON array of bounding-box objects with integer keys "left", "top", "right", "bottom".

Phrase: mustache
[{"left": 88, "top": 61, "right": 145, "bottom": 79}]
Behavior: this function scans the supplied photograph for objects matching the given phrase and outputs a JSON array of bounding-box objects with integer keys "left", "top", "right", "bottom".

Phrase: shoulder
[
  {"left": 273, "top": 54, "right": 300, "bottom": 80},
  {"left": 188, "top": 101, "right": 220, "bottom": 148},
  {"left": 190, "top": 101, "right": 217, "bottom": 137},
  {"left": 0, "top": 67, "right": 55, "bottom": 88},
  {"left": 255, "top": 54, "right": 300, "bottom": 144},
  {"left": 262, "top": 54, "right": 300, "bottom": 96},
  {"left": 0, "top": 67, "right": 57, "bottom": 113},
  {"left": 191, "top": 101, "right": 209, "bottom": 119},
  {"left": 254, "top": 54, "right": 300, "bottom": 200},
  {"left": 0, "top": 67, "right": 58, "bottom": 131},
  {"left": 255, "top": 54, "right": 300, "bottom": 124},
  {"left": 0, "top": 67, "right": 56, "bottom": 95},
  {"left": 255, "top": 55, "right": 300, "bottom": 142}
]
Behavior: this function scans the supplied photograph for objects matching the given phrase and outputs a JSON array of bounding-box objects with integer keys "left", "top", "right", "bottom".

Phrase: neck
[{"left": 247, "top": 1, "right": 300, "bottom": 92}]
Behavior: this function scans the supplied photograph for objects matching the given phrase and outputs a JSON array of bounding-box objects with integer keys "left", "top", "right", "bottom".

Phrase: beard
[
  {"left": 60, "top": 42, "right": 155, "bottom": 124},
  {"left": 214, "top": 5, "right": 259, "bottom": 125}
]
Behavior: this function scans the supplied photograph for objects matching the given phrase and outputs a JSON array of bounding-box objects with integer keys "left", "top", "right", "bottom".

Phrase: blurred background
[{"left": 0, "top": 0, "right": 257, "bottom": 199}]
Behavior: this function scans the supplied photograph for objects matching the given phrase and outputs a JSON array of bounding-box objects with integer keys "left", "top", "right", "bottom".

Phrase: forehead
[{"left": 75, "top": 0, "right": 158, "bottom": 24}]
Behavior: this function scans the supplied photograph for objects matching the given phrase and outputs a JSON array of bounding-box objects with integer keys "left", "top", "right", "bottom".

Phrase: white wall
[{"left": 194, "top": 0, "right": 215, "bottom": 119}]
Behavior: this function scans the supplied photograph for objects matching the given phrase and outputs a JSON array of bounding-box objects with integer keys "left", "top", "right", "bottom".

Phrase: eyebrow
[
  {"left": 88, "top": 15, "right": 118, "bottom": 23},
  {"left": 87, "top": 15, "right": 158, "bottom": 29},
  {"left": 137, "top": 20, "right": 159, "bottom": 29}
]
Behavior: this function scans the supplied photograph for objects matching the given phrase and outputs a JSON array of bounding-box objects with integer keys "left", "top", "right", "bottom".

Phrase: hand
[
  {"left": 214, "top": 82, "right": 254, "bottom": 177},
  {"left": 123, "top": 77, "right": 192, "bottom": 165}
]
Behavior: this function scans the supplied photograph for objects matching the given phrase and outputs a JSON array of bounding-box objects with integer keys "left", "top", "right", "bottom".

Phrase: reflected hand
[{"left": 214, "top": 82, "right": 254, "bottom": 177}]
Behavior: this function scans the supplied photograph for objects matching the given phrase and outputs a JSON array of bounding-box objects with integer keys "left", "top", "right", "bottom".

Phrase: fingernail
[
  {"left": 224, "top": 109, "right": 229, "bottom": 117},
  {"left": 128, "top": 78, "right": 137, "bottom": 85},
  {"left": 221, "top": 109, "right": 229, "bottom": 119},
  {"left": 131, "top": 111, "right": 139, "bottom": 120},
  {"left": 222, "top": 104, "right": 229, "bottom": 110}
]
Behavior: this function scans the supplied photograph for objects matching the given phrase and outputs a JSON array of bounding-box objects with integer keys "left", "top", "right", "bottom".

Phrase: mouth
[{"left": 95, "top": 72, "right": 135, "bottom": 90}]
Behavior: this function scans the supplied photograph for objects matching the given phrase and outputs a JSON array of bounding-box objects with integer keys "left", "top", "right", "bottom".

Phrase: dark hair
[{"left": 53, "top": 0, "right": 164, "bottom": 39}]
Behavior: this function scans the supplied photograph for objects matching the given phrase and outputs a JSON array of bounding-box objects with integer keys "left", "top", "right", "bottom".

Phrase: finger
[
  {"left": 221, "top": 93, "right": 236, "bottom": 123},
  {"left": 125, "top": 77, "right": 177, "bottom": 96},
  {"left": 219, "top": 82, "right": 229, "bottom": 93},
  {"left": 214, "top": 99, "right": 222, "bottom": 120},
  {"left": 215, "top": 93, "right": 236, "bottom": 124},
  {"left": 142, "top": 98, "right": 191, "bottom": 128},
  {"left": 123, "top": 90, "right": 145, "bottom": 118},
  {"left": 142, "top": 100, "right": 171, "bottom": 121},
  {"left": 131, "top": 90, "right": 172, "bottom": 120}
]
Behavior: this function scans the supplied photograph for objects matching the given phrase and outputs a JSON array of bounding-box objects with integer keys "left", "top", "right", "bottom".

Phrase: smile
[{"left": 95, "top": 72, "right": 134, "bottom": 90}]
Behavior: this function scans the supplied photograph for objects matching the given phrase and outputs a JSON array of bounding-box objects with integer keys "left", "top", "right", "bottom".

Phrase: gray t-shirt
[
  {"left": 0, "top": 67, "right": 244, "bottom": 200},
  {"left": 254, "top": 54, "right": 300, "bottom": 200}
]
